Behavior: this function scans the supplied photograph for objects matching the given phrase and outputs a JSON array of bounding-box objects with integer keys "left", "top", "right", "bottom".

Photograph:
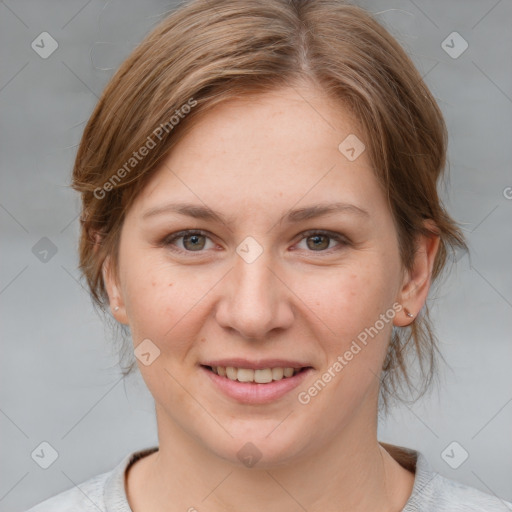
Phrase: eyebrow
[{"left": 142, "top": 201, "right": 369, "bottom": 225}]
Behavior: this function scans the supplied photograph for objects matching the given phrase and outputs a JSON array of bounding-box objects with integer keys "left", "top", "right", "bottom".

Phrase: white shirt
[{"left": 25, "top": 444, "right": 512, "bottom": 511}]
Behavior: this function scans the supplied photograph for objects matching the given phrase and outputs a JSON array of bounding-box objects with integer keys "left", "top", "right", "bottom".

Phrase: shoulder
[
  {"left": 404, "top": 449, "right": 512, "bottom": 511},
  {"left": 24, "top": 471, "right": 111, "bottom": 512},
  {"left": 411, "top": 471, "right": 512, "bottom": 511},
  {"left": 381, "top": 443, "right": 512, "bottom": 512},
  {"left": 23, "top": 447, "right": 158, "bottom": 512}
]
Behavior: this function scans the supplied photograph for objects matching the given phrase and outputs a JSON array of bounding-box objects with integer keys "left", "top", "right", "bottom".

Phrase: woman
[{"left": 26, "top": 0, "right": 511, "bottom": 510}]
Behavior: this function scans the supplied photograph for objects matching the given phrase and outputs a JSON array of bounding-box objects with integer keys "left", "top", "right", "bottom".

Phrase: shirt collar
[{"left": 103, "top": 443, "right": 434, "bottom": 511}]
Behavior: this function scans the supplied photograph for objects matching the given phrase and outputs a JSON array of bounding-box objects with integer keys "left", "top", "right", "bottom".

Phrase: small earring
[
  {"left": 404, "top": 307, "right": 414, "bottom": 318},
  {"left": 114, "top": 306, "right": 119, "bottom": 311}
]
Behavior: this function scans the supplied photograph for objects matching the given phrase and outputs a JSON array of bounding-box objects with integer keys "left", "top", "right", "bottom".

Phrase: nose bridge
[{"left": 216, "top": 242, "right": 293, "bottom": 339}]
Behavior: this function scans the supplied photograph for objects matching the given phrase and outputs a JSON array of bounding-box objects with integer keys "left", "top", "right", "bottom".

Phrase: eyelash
[{"left": 161, "top": 229, "right": 349, "bottom": 256}]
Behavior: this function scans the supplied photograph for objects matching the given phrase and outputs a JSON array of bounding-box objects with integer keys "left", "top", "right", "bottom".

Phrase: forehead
[
  {"left": 173, "top": 86, "right": 364, "bottom": 160},
  {"left": 130, "top": 86, "right": 383, "bottom": 219}
]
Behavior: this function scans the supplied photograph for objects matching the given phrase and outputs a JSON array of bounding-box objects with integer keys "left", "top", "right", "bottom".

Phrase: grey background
[{"left": 1, "top": 0, "right": 511, "bottom": 510}]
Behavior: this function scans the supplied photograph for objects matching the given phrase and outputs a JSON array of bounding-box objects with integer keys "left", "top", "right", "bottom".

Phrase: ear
[
  {"left": 102, "top": 254, "right": 129, "bottom": 325},
  {"left": 393, "top": 220, "right": 440, "bottom": 327}
]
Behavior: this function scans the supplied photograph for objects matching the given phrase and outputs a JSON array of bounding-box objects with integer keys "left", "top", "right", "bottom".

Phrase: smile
[
  {"left": 200, "top": 365, "right": 313, "bottom": 404},
  {"left": 206, "top": 365, "right": 305, "bottom": 383}
]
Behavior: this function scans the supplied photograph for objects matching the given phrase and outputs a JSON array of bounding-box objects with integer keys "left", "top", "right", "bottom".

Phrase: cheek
[
  {"left": 122, "top": 260, "right": 210, "bottom": 349},
  {"left": 295, "top": 261, "right": 392, "bottom": 327},
  {"left": 121, "top": 257, "right": 177, "bottom": 334},
  {"left": 294, "top": 258, "right": 398, "bottom": 362}
]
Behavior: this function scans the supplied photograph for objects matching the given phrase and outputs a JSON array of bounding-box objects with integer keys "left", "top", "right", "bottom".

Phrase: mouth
[
  {"left": 201, "top": 364, "right": 311, "bottom": 383},
  {"left": 199, "top": 364, "right": 314, "bottom": 404}
]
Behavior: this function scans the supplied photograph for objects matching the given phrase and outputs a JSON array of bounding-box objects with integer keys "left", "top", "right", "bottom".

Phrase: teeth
[
  {"left": 283, "top": 367, "right": 294, "bottom": 378},
  {"left": 226, "top": 366, "right": 237, "bottom": 380},
  {"left": 272, "top": 367, "right": 284, "bottom": 380},
  {"left": 236, "top": 368, "right": 254, "bottom": 382},
  {"left": 211, "top": 366, "right": 303, "bottom": 383},
  {"left": 254, "top": 368, "right": 273, "bottom": 383}
]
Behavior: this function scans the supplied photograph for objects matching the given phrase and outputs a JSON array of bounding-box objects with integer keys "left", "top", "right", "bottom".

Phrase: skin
[{"left": 102, "top": 84, "right": 440, "bottom": 512}]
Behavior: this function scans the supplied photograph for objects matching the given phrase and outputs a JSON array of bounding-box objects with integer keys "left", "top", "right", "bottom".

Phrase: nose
[{"left": 214, "top": 248, "right": 295, "bottom": 340}]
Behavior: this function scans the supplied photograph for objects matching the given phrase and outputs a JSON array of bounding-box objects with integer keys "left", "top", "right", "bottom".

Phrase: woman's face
[{"left": 106, "top": 86, "right": 421, "bottom": 466}]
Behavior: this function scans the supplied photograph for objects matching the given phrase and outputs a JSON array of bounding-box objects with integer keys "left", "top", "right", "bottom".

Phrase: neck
[{"left": 127, "top": 397, "right": 414, "bottom": 512}]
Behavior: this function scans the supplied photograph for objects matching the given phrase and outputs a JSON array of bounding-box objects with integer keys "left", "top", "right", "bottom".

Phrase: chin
[{"left": 200, "top": 420, "right": 312, "bottom": 469}]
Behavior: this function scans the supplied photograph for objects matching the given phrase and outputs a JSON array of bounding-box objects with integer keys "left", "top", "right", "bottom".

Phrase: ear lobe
[
  {"left": 102, "top": 255, "right": 129, "bottom": 324},
  {"left": 393, "top": 221, "right": 440, "bottom": 327}
]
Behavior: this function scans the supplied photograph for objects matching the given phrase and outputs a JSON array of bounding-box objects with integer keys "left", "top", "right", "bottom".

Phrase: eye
[
  {"left": 163, "top": 230, "right": 215, "bottom": 253},
  {"left": 161, "top": 229, "right": 349, "bottom": 255},
  {"left": 294, "top": 230, "right": 349, "bottom": 253}
]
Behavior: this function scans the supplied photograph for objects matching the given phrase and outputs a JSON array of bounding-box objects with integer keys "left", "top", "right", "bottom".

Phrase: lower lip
[{"left": 200, "top": 365, "right": 313, "bottom": 404}]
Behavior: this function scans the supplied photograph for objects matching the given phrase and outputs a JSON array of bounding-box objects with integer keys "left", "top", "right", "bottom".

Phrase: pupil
[
  {"left": 309, "top": 235, "right": 328, "bottom": 250},
  {"left": 185, "top": 234, "right": 204, "bottom": 250}
]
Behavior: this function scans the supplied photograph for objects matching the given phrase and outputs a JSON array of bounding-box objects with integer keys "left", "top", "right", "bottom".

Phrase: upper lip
[{"left": 201, "top": 358, "right": 314, "bottom": 370}]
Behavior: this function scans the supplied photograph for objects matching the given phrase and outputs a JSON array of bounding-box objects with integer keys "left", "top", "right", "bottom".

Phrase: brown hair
[{"left": 71, "top": 0, "right": 467, "bottom": 412}]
